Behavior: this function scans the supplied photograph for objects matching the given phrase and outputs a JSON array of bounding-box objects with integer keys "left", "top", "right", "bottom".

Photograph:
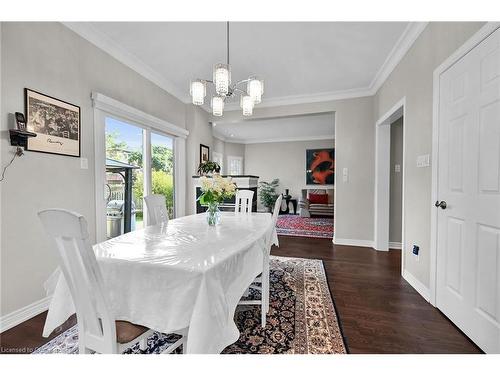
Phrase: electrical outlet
[
  {"left": 412, "top": 245, "right": 420, "bottom": 256},
  {"left": 80, "top": 157, "right": 88, "bottom": 169}
]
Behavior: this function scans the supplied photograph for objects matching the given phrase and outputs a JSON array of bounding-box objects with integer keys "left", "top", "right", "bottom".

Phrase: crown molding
[
  {"left": 213, "top": 130, "right": 333, "bottom": 145},
  {"left": 212, "top": 132, "right": 227, "bottom": 142},
  {"left": 63, "top": 21, "right": 427, "bottom": 112},
  {"left": 223, "top": 86, "right": 374, "bottom": 111},
  {"left": 368, "top": 22, "right": 428, "bottom": 94},
  {"left": 62, "top": 22, "right": 191, "bottom": 104}
]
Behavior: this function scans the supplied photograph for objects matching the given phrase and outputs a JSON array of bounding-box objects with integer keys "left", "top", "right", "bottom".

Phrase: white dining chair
[
  {"left": 144, "top": 194, "right": 169, "bottom": 225},
  {"left": 38, "top": 208, "right": 186, "bottom": 354},
  {"left": 238, "top": 195, "right": 282, "bottom": 328},
  {"left": 234, "top": 190, "right": 254, "bottom": 213}
]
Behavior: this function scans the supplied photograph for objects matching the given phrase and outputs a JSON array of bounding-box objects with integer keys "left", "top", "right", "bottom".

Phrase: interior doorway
[
  {"left": 389, "top": 117, "right": 403, "bottom": 250},
  {"left": 374, "top": 98, "right": 405, "bottom": 254}
]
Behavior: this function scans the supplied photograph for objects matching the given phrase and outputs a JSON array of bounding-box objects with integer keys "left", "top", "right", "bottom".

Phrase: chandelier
[{"left": 190, "top": 22, "right": 264, "bottom": 117}]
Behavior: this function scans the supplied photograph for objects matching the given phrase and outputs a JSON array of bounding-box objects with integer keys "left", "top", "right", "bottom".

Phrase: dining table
[{"left": 42, "top": 211, "right": 278, "bottom": 354}]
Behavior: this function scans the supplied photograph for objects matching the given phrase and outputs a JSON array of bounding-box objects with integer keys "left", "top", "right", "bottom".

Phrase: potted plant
[
  {"left": 259, "top": 179, "right": 280, "bottom": 212},
  {"left": 197, "top": 161, "right": 221, "bottom": 176},
  {"left": 197, "top": 174, "right": 236, "bottom": 226}
]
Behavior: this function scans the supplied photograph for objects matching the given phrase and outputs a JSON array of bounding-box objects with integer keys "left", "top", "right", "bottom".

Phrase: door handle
[{"left": 435, "top": 200, "right": 447, "bottom": 209}]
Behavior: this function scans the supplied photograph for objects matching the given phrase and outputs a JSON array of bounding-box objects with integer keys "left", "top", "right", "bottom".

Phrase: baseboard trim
[
  {"left": 402, "top": 270, "right": 430, "bottom": 302},
  {"left": 334, "top": 238, "right": 375, "bottom": 248},
  {"left": 389, "top": 241, "right": 402, "bottom": 249},
  {"left": 0, "top": 296, "right": 51, "bottom": 333}
]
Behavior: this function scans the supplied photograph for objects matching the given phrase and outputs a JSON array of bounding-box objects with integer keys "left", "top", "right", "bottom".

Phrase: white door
[{"left": 436, "top": 28, "right": 500, "bottom": 353}]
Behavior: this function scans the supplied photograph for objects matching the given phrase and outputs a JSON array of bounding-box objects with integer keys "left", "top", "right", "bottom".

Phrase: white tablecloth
[{"left": 42, "top": 212, "right": 278, "bottom": 354}]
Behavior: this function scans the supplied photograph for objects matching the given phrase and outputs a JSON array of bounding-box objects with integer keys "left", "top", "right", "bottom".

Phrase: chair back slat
[
  {"left": 265, "top": 195, "right": 282, "bottom": 253},
  {"left": 144, "top": 194, "right": 169, "bottom": 225},
  {"left": 235, "top": 190, "right": 254, "bottom": 213},
  {"left": 38, "top": 209, "right": 116, "bottom": 352}
]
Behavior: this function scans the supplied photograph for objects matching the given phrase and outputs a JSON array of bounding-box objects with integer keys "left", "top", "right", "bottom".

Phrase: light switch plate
[
  {"left": 342, "top": 167, "right": 348, "bottom": 183},
  {"left": 80, "top": 158, "right": 88, "bottom": 169},
  {"left": 395, "top": 164, "right": 401, "bottom": 173},
  {"left": 416, "top": 154, "right": 430, "bottom": 168}
]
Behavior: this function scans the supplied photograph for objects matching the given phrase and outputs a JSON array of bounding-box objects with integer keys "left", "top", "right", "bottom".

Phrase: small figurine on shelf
[{"left": 283, "top": 188, "right": 292, "bottom": 200}]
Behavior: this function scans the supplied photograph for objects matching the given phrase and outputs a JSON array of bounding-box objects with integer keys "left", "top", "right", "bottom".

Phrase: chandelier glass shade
[
  {"left": 190, "top": 79, "right": 206, "bottom": 106},
  {"left": 240, "top": 95, "right": 254, "bottom": 116},
  {"left": 247, "top": 77, "right": 264, "bottom": 104},
  {"left": 211, "top": 96, "right": 225, "bottom": 117},
  {"left": 189, "top": 22, "right": 264, "bottom": 117},
  {"left": 213, "top": 63, "right": 231, "bottom": 96}
]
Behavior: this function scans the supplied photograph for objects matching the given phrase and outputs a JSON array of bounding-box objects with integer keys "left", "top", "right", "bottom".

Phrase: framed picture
[
  {"left": 25, "top": 88, "right": 81, "bottom": 157},
  {"left": 200, "top": 144, "right": 210, "bottom": 164},
  {"left": 306, "top": 148, "right": 335, "bottom": 185}
]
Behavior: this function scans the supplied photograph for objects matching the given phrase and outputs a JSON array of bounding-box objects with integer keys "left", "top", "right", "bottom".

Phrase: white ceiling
[
  {"left": 213, "top": 112, "right": 335, "bottom": 144},
  {"left": 65, "top": 22, "right": 426, "bottom": 107}
]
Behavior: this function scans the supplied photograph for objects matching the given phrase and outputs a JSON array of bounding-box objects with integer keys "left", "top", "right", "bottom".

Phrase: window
[
  {"left": 93, "top": 92, "right": 188, "bottom": 243},
  {"left": 227, "top": 156, "right": 243, "bottom": 175},
  {"left": 105, "top": 117, "right": 175, "bottom": 238},
  {"left": 212, "top": 151, "right": 224, "bottom": 174}
]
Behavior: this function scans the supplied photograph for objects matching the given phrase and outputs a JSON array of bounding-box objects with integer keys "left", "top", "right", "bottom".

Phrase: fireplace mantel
[{"left": 192, "top": 175, "right": 259, "bottom": 213}]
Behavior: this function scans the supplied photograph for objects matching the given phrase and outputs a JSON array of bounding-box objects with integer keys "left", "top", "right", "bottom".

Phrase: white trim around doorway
[{"left": 373, "top": 97, "right": 406, "bottom": 259}]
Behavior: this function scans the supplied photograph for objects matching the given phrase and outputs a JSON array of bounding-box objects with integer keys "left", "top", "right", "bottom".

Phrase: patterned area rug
[
  {"left": 33, "top": 256, "right": 347, "bottom": 354},
  {"left": 276, "top": 215, "right": 334, "bottom": 239}
]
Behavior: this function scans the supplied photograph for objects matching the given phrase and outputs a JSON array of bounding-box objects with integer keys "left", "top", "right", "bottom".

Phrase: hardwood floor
[
  {"left": 0, "top": 236, "right": 481, "bottom": 354},
  {"left": 273, "top": 236, "right": 481, "bottom": 354}
]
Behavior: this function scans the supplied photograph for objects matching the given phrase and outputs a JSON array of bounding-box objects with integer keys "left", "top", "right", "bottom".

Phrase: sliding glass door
[
  {"left": 150, "top": 131, "right": 175, "bottom": 219},
  {"left": 104, "top": 116, "right": 175, "bottom": 239}
]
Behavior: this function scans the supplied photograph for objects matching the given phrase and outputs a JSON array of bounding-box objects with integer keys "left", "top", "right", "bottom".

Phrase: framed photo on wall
[
  {"left": 25, "top": 88, "right": 81, "bottom": 157},
  {"left": 306, "top": 148, "right": 335, "bottom": 185},
  {"left": 200, "top": 144, "right": 210, "bottom": 164}
]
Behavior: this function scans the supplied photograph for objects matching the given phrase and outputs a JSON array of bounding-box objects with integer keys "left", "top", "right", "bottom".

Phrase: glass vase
[{"left": 206, "top": 202, "right": 221, "bottom": 226}]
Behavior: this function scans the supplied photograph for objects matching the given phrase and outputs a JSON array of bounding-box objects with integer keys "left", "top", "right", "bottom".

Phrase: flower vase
[{"left": 206, "top": 202, "right": 221, "bottom": 226}]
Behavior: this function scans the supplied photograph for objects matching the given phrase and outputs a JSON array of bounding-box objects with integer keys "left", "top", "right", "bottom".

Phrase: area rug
[
  {"left": 33, "top": 256, "right": 347, "bottom": 354},
  {"left": 276, "top": 215, "right": 334, "bottom": 239}
]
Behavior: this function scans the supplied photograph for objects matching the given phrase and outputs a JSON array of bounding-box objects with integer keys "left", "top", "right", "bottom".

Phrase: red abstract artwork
[{"left": 306, "top": 148, "right": 334, "bottom": 185}]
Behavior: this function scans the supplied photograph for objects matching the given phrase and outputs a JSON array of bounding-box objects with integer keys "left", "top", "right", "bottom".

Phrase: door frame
[
  {"left": 92, "top": 92, "right": 188, "bottom": 243},
  {"left": 374, "top": 97, "right": 406, "bottom": 255},
  {"left": 430, "top": 22, "right": 500, "bottom": 306}
]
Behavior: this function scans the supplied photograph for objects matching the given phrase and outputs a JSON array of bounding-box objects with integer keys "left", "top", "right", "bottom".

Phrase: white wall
[
  {"left": 185, "top": 105, "right": 212, "bottom": 215},
  {"left": 374, "top": 22, "right": 485, "bottom": 288},
  {"left": 224, "top": 142, "right": 245, "bottom": 173},
  {"left": 0, "top": 22, "right": 188, "bottom": 317},
  {"left": 213, "top": 137, "right": 225, "bottom": 155},
  {"left": 245, "top": 139, "right": 334, "bottom": 210}
]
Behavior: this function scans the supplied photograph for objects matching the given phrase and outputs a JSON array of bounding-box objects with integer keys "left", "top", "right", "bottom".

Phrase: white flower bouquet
[
  {"left": 198, "top": 174, "right": 237, "bottom": 225},
  {"left": 198, "top": 174, "right": 237, "bottom": 204}
]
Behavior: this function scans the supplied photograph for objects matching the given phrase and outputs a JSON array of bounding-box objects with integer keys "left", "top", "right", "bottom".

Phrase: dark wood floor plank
[
  {"left": 272, "top": 236, "right": 482, "bottom": 354},
  {"left": 0, "top": 235, "right": 481, "bottom": 354}
]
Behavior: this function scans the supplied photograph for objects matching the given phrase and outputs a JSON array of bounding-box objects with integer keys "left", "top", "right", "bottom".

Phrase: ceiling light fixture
[{"left": 190, "top": 22, "right": 264, "bottom": 117}]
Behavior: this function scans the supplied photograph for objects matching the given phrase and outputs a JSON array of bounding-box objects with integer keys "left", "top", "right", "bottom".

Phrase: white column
[
  {"left": 374, "top": 123, "right": 391, "bottom": 251},
  {"left": 143, "top": 128, "right": 152, "bottom": 225},
  {"left": 93, "top": 109, "right": 107, "bottom": 243}
]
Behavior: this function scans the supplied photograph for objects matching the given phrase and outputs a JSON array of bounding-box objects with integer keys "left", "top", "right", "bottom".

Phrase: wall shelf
[{"left": 9, "top": 129, "right": 36, "bottom": 149}]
